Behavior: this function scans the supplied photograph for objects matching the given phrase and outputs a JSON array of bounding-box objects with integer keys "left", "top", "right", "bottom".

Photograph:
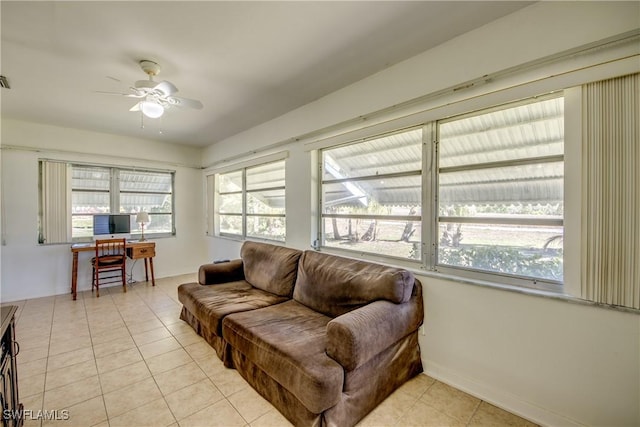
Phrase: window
[
  {"left": 215, "top": 160, "right": 286, "bottom": 242},
  {"left": 320, "top": 128, "right": 423, "bottom": 260},
  {"left": 40, "top": 162, "right": 175, "bottom": 242},
  {"left": 318, "top": 94, "right": 564, "bottom": 288},
  {"left": 436, "top": 96, "right": 564, "bottom": 284}
]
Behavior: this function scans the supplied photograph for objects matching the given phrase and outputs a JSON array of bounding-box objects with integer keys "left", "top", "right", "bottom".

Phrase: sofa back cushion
[
  {"left": 241, "top": 241, "right": 302, "bottom": 297},
  {"left": 293, "top": 250, "right": 415, "bottom": 317}
]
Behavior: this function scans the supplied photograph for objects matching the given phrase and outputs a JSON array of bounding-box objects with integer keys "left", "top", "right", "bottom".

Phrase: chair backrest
[{"left": 95, "top": 238, "right": 126, "bottom": 258}]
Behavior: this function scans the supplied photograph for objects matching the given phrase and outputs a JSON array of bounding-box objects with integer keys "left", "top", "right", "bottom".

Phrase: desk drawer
[{"left": 128, "top": 245, "right": 155, "bottom": 259}]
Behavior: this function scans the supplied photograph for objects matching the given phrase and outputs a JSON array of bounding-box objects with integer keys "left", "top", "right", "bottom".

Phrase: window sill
[{"left": 413, "top": 268, "right": 639, "bottom": 315}]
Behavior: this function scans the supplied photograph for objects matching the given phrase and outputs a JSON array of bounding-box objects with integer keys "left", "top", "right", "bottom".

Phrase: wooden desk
[{"left": 70, "top": 241, "right": 156, "bottom": 300}]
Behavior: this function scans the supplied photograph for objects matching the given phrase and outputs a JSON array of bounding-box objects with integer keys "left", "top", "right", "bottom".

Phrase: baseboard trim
[{"left": 423, "top": 359, "right": 584, "bottom": 427}]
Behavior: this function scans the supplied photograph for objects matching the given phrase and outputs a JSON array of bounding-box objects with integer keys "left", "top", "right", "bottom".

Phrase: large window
[
  {"left": 436, "top": 96, "right": 564, "bottom": 284},
  {"left": 40, "top": 162, "right": 175, "bottom": 242},
  {"left": 320, "top": 128, "right": 423, "bottom": 259},
  {"left": 319, "top": 95, "right": 564, "bottom": 288},
  {"left": 215, "top": 160, "right": 286, "bottom": 242}
]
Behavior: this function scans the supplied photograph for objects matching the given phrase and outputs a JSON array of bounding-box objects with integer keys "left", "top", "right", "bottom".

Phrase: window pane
[
  {"left": 72, "top": 166, "right": 110, "bottom": 191},
  {"left": 439, "top": 162, "right": 564, "bottom": 216},
  {"left": 247, "top": 161, "right": 285, "bottom": 190},
  {"left": 119, "top": 170, "right": 172, "bottom": 193},
  {"left": 439, "top": 97, "right": 564, "bottom": 168},
  {"left": 71, "top": 215, "right": 94, "bottom": 238},
  {"left": 323, "top": 218, "right": 421, "bottom": 260},
  {"left": 247, "top": 189, "right": 285, "bottom": 214},
  {"left": 219, "top": 215, "right": 242, "bottom": 235},
  {"left": 247, "top": 216, "right": 286, "bottom": 241},
  {"left": 437, "top": 96, "right": 564, "bottom": 282},
  {"left": 323, "top": 128, "right": 422, "bottom": 181},
  {"left": 219, "top": 171, "right": 243, "bottom": 193},
  {"left": 437, "top": 223, "right": 563, "bottom": 281},
  {"left": 120, "top": 194, "right": 172, "bottom": 214},
  {"left": 323, "top": 176, "right": 422, "bottom": 216},
  {"left": 133, "top": 213, "right": 173, "bottom": 234},
  {"left": 218, "top": 194, "right": 242, "bottom": 214},
  {"left": 72, "top": 192, "right": 110, "bottom": 214}
]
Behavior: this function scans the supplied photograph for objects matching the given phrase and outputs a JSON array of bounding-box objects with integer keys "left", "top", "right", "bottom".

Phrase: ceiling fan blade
[
  {"left": 129, "top": 102, "right": 141, "bottom": 112},
  {"left": 154, "top": 80, "right": 178, "bottom": 96},
  {"left": 169, "top": 96, "right": 203, "bottom": 109},
  {"left": 95, "top": 90, "right": 141, "bottom": 98}
]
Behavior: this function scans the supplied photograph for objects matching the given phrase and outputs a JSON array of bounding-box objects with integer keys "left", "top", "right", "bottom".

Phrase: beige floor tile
[
  {"left": 184, "top": 341, "right": 217, "bottom": 360},
  {"left": 166, "top": 321, "right": 196, "bottom": 336},
  {"left": 48, "top": 336, "right": 92, "bottom": 357},
  {"left": 46, "top": 347, "right": 94, "bottom": 371},
  {"left": 18, "top": 357, "right": 48, "bottom": 379},
  {"left": 146, "top": 348, "right": 193, "bottom": 375},
  {"left": 138, "top": 336, "right": 182, "bottom": 359},
  {"left": 20, "top": 372, "right": 46, "bottom": 398},
  {"left": 125, "top": 318, "right": 165, "bottom": 335},
  {"left": 43, "top": 375, "right": 102, "bottom": 410},
  {"left": 89, "top": 326, "right": 131, "bottom": 345},
  {"left": 397, "top": 373, "right": 436, "bottom": 399},
  {"left": 18, "top": 344, "right": 50, "bottom": 364},
  {"left": 227, "top": 386, "right": 273, "bottom": 423},
  {"left": 173, "top": 331, "right": 203, "bottom": 347},
  {"left": 103, "top": 377, "right": 162, "bottom": 418},
  {"left": 250, "top": 409, "right": 294, "bottom": 427},
  {"left": 95, "top": 347, "right": 142, "bottom": 374},
  {"left": 398, "top": 400, "right": 465, "bottom": 427},
  {"left": 357, "top": 387, "right": 418, "bottom": 427},
  {"left": 196, "top": 358, "right": 248, "bottom": 397},
  {"left": 153, "top": 361, "right": 207, "bottom": 396},
  {"left": 420, "top": 381, "right": 481, "bottom": 423},
  {"left": 45, "top": 359, "right": 97, "bottom": 391},
  {"left": 165, "top": 378, "right": 225, "bottom": 421},
  {"left": 92, "top": 335, "right": 136, "bottom": 358},
  {"left": 21, "top": 392, "right": 43, "bottom": 427},
  {"left": 98, "top": 360, "right": 151, "bottom": 393},
  {"left": 42, "top": 395, "right": 107, "bottom": 427},
  {"left": 132, "top": 326, "right": 172, "bottom": 346},
  {"left": 109, "top": 397, "right": 176, "bottom": 427},
  {"left": 16, "top": 334, "right": 51, "bottom": 351},
  {"left": 468, "top": 402, "right": 538, "bottom": 427},
  {"left": 178, "top": 399, "right": 246, "bottom": 427}
]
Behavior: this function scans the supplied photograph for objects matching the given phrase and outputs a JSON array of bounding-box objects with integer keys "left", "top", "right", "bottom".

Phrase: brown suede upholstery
[
  {"left": 223, "top": 300, "right": 344, "bottom": 414},
  {"left": 178, "top": 242, "right": 424, "bottom": 427},
  {"left": 241, "top": 241, "right": 302, "bottom": 297},
  {"left": 293, "top": 250, "right": 415, "bottom": 317}
]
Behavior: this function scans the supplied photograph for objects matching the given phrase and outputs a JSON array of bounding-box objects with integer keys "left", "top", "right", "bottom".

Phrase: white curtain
[
  {"left": 581, "top": 73, "right": 640, "bottom": 309},
  {"left": 41, "top": 161, "right": 71, "bottom": 244}
]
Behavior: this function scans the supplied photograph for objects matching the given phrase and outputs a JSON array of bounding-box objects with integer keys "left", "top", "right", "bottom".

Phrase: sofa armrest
[
  {"left": 198, "top": 259, "right": 245, "bottom": 285},
  {"left": 326, "top": 298, "right": 423, "bottom": 371}
]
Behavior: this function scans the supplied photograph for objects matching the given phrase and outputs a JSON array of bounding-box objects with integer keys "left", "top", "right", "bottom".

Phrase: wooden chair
[{"left": 92, "top": 238, "right": 127, "bottom": 297}]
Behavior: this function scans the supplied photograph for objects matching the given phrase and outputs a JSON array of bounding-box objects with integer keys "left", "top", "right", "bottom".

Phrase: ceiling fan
[{"left": 98, "top": 60, "right": 203, "bottom": 119}]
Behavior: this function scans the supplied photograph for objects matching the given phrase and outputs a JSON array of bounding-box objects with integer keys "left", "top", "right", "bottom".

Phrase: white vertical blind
[
  {"left": 582, "top": 73, "right": 640, "bottom": 309},
  {"left": 41, "top": 161, "right": 71, "bottom": 244}
]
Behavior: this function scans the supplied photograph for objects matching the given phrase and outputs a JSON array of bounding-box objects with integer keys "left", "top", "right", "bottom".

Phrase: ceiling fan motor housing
[{"left": 139, "top": 60, "right": 161, "bottom": 77}]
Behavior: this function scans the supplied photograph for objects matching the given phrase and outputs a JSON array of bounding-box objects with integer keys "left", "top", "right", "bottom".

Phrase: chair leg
[
  {"left": 95, "top": 267, "right": 100, "bottom": 298},
  {"left": 122, "top": 266, "right": 127, "bottom": 293}
]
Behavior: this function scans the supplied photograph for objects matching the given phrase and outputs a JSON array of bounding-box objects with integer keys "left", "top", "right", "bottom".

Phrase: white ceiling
[{"left": 1, "top": 1, "right": 532, "bottom": 147}]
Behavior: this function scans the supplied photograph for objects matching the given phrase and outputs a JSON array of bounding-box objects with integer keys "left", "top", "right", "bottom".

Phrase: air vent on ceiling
[{"left": 0, "top": 76, "right": 10, "bottom": 89}]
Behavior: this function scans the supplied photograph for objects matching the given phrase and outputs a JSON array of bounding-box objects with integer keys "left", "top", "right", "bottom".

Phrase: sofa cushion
[
  {"left": 241, "top": 241, "right": 302, "bottom": 297},
  {"left": 178, "top": 281, "right": 288, "bottom": 335},
  {"left": 293, "top": 250, "right": 415, "bottom": 318},
  {"left": 222, "top": 300, "right": 344, "bottom": 414}
]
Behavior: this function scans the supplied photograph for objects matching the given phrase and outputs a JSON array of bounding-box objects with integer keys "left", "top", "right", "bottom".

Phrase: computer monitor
[{"left": 93, "top": 214, "right": 132, "bottom": 240}]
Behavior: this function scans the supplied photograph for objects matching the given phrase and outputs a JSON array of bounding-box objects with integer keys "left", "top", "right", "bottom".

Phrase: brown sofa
[{"left": 178, "top": 241, "right": 424, "bottom": 427}]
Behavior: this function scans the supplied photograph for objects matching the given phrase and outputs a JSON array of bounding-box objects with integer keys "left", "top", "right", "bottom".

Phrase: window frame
[
  {"left": 214, "top": 159, "right": 286, "bottom": 243},
  {"left": 66, "top": 163, "right": 175, "bottom": 243},
  {"left": 317, "top": 93, "right": 565, "bottom": 291},
  {"left": 318, "top": 126, "right": 425, "bottom": 263}
]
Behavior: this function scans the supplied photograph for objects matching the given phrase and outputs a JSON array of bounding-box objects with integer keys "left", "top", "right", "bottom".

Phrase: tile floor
[{"left": 3, "top": 274, "right": 538, "bottom": 427}]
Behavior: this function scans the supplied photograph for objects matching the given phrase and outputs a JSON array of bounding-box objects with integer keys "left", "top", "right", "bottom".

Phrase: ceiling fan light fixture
[{"left": 140, "top": 101, "right": 164, "bottom": 118}]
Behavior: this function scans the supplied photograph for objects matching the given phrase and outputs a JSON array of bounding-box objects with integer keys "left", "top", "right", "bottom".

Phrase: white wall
[
  {"left": 203, "top": 3, "right": 640, "bottom": 426},
  {"left": 0, "top": 119, "right": 208, "bottom": 301}
]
